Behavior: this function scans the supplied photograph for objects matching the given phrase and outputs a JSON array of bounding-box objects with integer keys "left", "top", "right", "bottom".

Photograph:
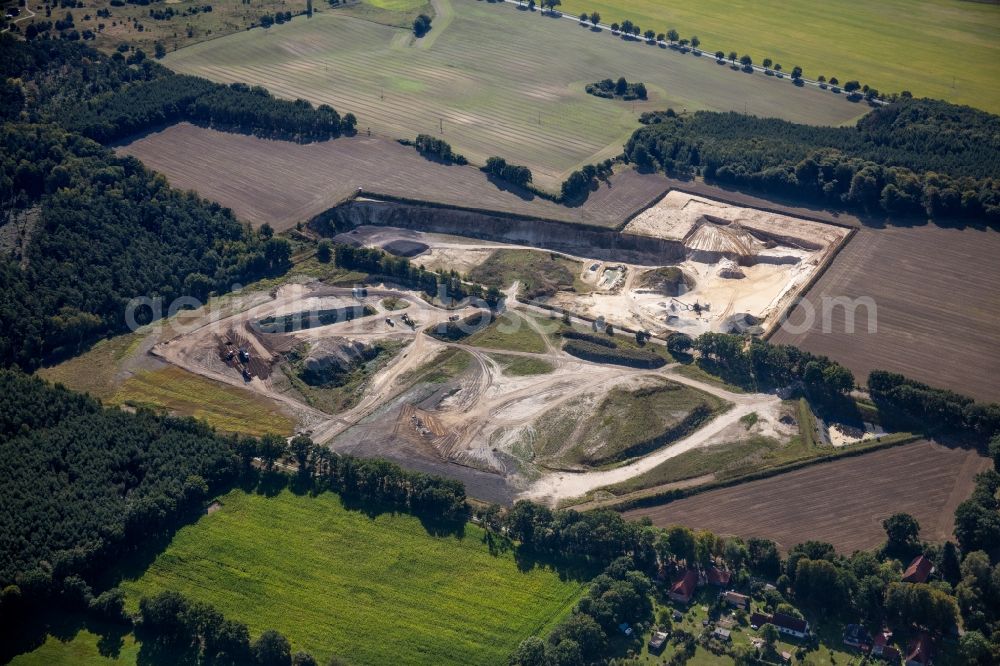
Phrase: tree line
[
  {"left": 0, "top": 371, "right": 467, "bottom": 632},
  {"left": 623, "top": 98, "right": 1000, "bottom": 223},
  {"left": 869, "top": 370, "right": 1000, "bottom": 441},
  {"left": 688, "top": 332, "right": 854, "bottom": 398},
  {"left": 332, "top": 243, "right": 502, "bottom": 307},
  {"left": 3, "top": 37, "right": 357, "bottom": 144},
  {"left": 559, "top": 158, "right": 615, "bottom": 202},
  {"left": 681, "top": 332, "right": 1000, "bottom": 439},
  {"left": 484, "top": 156, "right": 533, "bottom": 188},
  {"left": 65, "top": 76, "right": 355, "bottom": 144},
  {"left": 136, "top": 590, "right": 315, "bottom": 666},
  {"left": 410, "top": 134, "right": 468, "bottom": 164},
  {"left": 573, "top": 8, "right": 895, "bottom": 101}
]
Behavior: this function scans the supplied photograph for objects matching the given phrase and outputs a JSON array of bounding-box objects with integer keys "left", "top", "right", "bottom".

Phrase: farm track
[
  {"left": 162, "top": 0, "right": 866, "bottom": 188},
  {"left": 623, "top": 440, "right": 991, "bottom": 553},
  {"left": 771, "top": 225, "right": 1000, "bottom": 403}
]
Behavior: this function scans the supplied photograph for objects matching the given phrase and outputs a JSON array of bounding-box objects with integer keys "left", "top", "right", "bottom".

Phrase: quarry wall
[{"left": 312, "top": 198, "right": 687, "bottom": 265}]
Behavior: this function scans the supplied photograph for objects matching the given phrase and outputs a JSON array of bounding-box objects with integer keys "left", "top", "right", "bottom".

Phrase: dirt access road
[{"left": 150, "top": 279, "right": 789, "bottom": 504}]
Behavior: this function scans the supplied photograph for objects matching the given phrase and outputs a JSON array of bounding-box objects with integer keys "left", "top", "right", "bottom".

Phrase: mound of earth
[
  {"left": 685, "top": 219, "right": 757, "bottom": 260},
  {"left": 297, "top": 338, "right": 381, "bottom": 386},
  {"left": 723, "top": 312, "right": 762, "bottom": 334},
  {"left": 468, "top": 249, "right": 576, "bottom": 300},
  {"left": 638, "top": 266, "right": 694, "bottom": 296},
  {"left": 382, "top": 239, "right": 429, "bottom": 257}
]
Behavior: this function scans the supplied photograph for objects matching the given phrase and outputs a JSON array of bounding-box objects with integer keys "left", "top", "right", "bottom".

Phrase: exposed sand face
[
  {"left": 580, "top": 191, "right": 853, "bottom": 335},
  {"left": 624, "top": 191, "right": 849, "bottom": 250}
]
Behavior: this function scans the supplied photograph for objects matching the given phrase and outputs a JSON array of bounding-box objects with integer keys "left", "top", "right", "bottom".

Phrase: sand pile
[{"left": 685, "top": 219, "right": 756, "bottom": 258}]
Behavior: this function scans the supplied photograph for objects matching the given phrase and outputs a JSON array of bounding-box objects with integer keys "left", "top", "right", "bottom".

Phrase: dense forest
[
  {"left": 625, "top": 98, "right": 1000, "bottom": 221},
  {"left": 0, "top": 123, "right": 291, "bottom": 369},
  {"left": 0, "top": 37, "right": 356, "bottom": 143},
  {"left": 0, "top": 35, "right": 364, "bottom": 370},
  {"left": 0, "top": 370, "right": 240, "bottom": 589},
  {"left": 0, "top": 371, "right": 467, "bottom": 604}
]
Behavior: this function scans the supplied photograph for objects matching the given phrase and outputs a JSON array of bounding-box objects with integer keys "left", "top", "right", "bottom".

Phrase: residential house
[
  {"left": 772, "top": 613, "right": 810, "bottom": 639},
  {"left": 668, "top": 569, "right": 699, "bottom": 604},
  {"left": 872, "top": 628, "right": 893, "bottom": 656},
  {"left": 648, "top": 631, "right": 668, "bottom": 653},
  {"left": 750, "top": 612, "right": 809, "bottom": 639},
  {"left": 902, "top": 555, "right": 934, "bottom": 584},
  {"left": 721, "top": 591, "right": 750, "bottom": 611},
  {"left": 843, "top": 623, "right": 873, "bottom": 650},
  {"left": 713, "top": 627, "right": 732, "bottom": 642},
  {"left": 705, "top": 566, "right": 732, "bottom": 587}
]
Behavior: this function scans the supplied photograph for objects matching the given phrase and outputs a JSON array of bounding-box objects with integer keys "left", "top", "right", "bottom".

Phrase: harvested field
[
  {"left": 623, "top": 440, "right": 991, "bottom": 553},
  {"left": 117, "top": 123, "right": 665, "bottom": 230},
  {"left": 770, "top": 224, "right": 1000, "bottom": 403},
  {"left": 161, "top": 0, "right": 866, "bottom": 187}
]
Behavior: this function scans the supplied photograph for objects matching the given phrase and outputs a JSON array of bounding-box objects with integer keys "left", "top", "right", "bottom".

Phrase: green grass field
[
  {"left": 163, "top": 0, "right": 865, "bottom": 188},
  {"left": 119, "top": 490, "right": 587, "bottom": 665},
  {"left": 488, "top": 353, "right": 555, "bottom": 376},
  {"left": 37, "top": 333, "right": 145, "bottom": 400},
  {"left": 111, "top": 366, "right": 295, "bottom": 436},
  {"left": 463, "top": 311, "right": 548, "bottom": 353},
  {"left": 10, "top": 629, "right": 140, "bottom": 666},
  {"left": 559, "top": 0, "right": 1000, "bottom": 113}
]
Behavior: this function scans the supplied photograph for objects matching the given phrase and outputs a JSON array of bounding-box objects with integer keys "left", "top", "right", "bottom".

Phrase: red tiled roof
[
  {"left": 902, "top": 555, "right": 933, "bottom": 583},
  {"left": 670, "top": 569, "right": 698, "bottom": 598},
  {"left": 706, "top": 567, "right": 732, "bottom": 586}
]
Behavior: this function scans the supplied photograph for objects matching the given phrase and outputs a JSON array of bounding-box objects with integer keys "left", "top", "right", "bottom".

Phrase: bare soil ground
[
  {"left": 346, "top": 222, "right": 843, "bottom": 338},
  {"left": 623, "top": 440, "right": 991, "bottom": 553},
  {"left": 144, "top": 263, "right": 795, "bottom": 502},
  {"left": 770, "top": 224, "right": 1000, "bottom": 403},
  {"left": 117, "top": 123, "right": 666, "bottom": 230}
]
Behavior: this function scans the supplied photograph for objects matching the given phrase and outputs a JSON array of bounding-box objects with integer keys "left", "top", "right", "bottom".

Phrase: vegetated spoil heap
[{"left": 298, "top": 337, "right": 380, "bottom": 386}]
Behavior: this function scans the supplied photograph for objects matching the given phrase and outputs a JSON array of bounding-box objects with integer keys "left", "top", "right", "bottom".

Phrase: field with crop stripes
[
  {"left": 162, "top": 0, "right": 865, "bottom": 188},
  {"left": 118, "top": 123, "right": 669, "bottom": 230},
  {"left": 119, "top": 489, "right": 588, "bottom": 665},
  {"left": 771, "top": 225, "right": 1000, "bottom": 403},
  {"left": 558, "top": 0, "right": 1000, "bottom": 113},
  {"left": 623, "top": 440, "right": 991, "bottom": 553}
]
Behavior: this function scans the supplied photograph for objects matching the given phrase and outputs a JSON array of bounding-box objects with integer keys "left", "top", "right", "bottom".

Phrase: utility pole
[{"left": 439, "top": 117, "right": 443, "bottom": 134}]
